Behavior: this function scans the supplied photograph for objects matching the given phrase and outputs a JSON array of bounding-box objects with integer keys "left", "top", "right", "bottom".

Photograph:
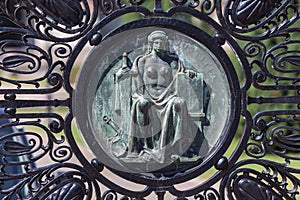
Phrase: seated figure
[{"left": 113, "top": 31, "right": 207, "bottom": 163}]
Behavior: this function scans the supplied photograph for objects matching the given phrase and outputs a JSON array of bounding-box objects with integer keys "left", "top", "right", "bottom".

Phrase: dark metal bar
[{"left": 248, "top": 96, "right": 300, "bottom": 104}]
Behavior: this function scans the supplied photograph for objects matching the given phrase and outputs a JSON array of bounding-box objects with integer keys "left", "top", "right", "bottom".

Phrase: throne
[{"left": 107, "top": 52, "right": 209, "bottom": 159}]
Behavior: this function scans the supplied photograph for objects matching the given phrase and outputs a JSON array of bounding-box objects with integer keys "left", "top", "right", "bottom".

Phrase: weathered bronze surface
[
  {"left": 110, "top": 31, "right": 206, "bottom": 165},
  {"left": 1, "top": 0, "right": 299, "bottom": 199},
  {"left": 85, "top": 28, "right": 230, "bottom": 172}
]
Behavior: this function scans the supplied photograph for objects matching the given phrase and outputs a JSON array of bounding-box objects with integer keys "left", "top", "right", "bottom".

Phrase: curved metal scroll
[{"left": 0, "top": 0, "right": 299, "bottom": 199}]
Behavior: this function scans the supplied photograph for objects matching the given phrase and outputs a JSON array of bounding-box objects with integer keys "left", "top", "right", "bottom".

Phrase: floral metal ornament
[{"left": 0, "top": 0, "right": 299, "bottom": 199}]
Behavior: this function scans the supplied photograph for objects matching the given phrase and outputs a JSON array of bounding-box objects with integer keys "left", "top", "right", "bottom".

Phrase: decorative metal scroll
[{"left": 0, "top": 0, "right": 299, "bottom": 199}]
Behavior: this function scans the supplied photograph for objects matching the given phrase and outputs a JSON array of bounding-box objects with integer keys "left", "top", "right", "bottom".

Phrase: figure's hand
[
  {"left": 170, "top": 61, "right": 178, "bottom": 69},
  {"left": 141, "top": 153, "right": 152, "bottom": 162},
  {"left": 185, "top": 70, "right": 197, "bottom": 79},
  {"left": 115, "top": 67, "right": 130, "bottom": 80},
  {"left": 171, "top": 154, "right": 180, "bottom": 161},
  {"left": 115, "top": 69, "right": 124, "bottom": 79}
]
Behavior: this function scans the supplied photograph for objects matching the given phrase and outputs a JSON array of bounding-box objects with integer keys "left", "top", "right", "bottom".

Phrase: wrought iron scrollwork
[
  {"left": 0, "top": 0, "right": 99, "bottom": 42},
  {"left": 221, "top": 160, "right": 299, "bottom": 199},
  {"left": 0, "top": 0, "right": 299, "bottom": 199},
  {"left": 219, "top": 0, "right": 299, "bottom": 40},
  {"left": 2, "top": 163, "right": 99, "bottom": 199},
  {"left": 231, "top": 0, "right": 281, "bottom": 26},
  {"left": 36, "top": 0, "right": 84, "bottom": 27},
  {"left": 194, "top": 188, "right": 220, "bottom": 200},
  {"left": 247, "top": 110, "right": 300, "bottom": 160}
]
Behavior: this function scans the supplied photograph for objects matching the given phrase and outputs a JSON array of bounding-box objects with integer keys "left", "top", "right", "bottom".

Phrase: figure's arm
[
  {"left": 176, "top": 60, "right": 197, "bottom": 79},
  {"left": 114, "top": 52, "right": 131, "bottom": 82},
  {"left": 184, "top": 69, "right": 197, "bottom": 79},
  {"left": 131, "top": 56, "right": 145, "bottom": 93},
  {"left": 132, "top": 56, "right": 144, "bottom": 76},
  {"left": 114, "top": 52, "right": 131, "bottom": 113}
]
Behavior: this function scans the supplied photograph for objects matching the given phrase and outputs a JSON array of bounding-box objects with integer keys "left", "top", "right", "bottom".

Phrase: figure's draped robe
[{"left": 116, "top": 55, "right": 197, "bottom": 163}]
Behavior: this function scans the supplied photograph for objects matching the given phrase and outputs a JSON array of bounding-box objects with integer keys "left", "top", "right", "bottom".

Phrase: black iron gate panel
[{"left": 0, "top": 0, "right": 299, "bottom": 199}]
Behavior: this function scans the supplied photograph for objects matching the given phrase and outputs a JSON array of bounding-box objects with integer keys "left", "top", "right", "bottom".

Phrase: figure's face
[{"left": 152, "top": 39, "right": 165, "bottom": 52}]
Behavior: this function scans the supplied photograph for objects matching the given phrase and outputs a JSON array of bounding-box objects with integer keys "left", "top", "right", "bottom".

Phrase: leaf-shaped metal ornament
[
  {"left": 231, "top": 0, "right": 281, "bottom": 26},
  {"left": 3, "top": 141, "right": 33, "bottom": 153},
  {"left": 236, "top": 178, "right": 282, "bottom": 200},
  {"left": 37, "top": 0, "right": 84, "bottom": 27},
  {"left": 2, "top": 55, "right": 35, "bottom": 69},
  {"left": 41, "top": 179, "right": 86, "bottom": 200},
  {"left": 281, "top": 56, "right": 300, "bottom": 67}
]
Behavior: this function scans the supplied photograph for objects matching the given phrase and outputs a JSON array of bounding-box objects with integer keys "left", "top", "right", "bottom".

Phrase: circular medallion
[{"left": 73, "top": 26, "right": 239, "bottom": 174}]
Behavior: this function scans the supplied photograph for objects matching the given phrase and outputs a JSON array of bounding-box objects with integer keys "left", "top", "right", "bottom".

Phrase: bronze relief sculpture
[
  {"left": 76, "top": 27, "right": 231, "bottom": 174},
  {"left": 106, "top": 31, "right": 209, "bottom": 166}
]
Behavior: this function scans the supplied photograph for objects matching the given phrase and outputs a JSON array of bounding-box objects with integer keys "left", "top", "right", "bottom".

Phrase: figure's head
[{"left": 147, "top": 31, "right": 168, "bottom": 53}]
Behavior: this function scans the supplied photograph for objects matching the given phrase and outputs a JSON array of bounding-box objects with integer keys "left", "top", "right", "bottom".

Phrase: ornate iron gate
[{"left": 0, "top": 0, "right": 299, "bottom": 199}]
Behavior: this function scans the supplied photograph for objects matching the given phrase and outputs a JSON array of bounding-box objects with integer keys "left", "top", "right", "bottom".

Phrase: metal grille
[{"left": 0, "top": 0, "right": 299, "bottom": 199}]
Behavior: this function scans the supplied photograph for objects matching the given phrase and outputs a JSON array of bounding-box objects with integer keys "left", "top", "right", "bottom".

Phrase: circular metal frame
[
  {"left": 72, "top": 18, "right": 241, "bottom": 185},
  {"left": 0, "top": 0, "right": 299, "bottom": 199}
]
